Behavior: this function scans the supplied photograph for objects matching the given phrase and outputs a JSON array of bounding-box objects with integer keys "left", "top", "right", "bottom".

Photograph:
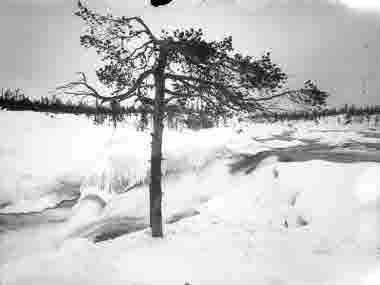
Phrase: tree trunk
[{"left": 149, "top": 50, "right": 167, "bottom": 237}]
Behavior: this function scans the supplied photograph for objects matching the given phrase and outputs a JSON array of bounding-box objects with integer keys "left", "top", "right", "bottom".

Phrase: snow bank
[
  {"left": 101, "top": 159, "right": 236, "bottom": 219},
  {"left": 59, "top": 195, "right": 106, "bottom": 240},
  {"left": 2, "top": 159, "right": 380, "bottom": 285},
  {"left": 0, "top": 112, "right": 238, "bottom": 213},
  {"left": 2, "top": 110, "right": 379, "bottom": 213},
  {"left": 203, "top": 160, "right": 380, "bottom": 250},
  {"left": 78, "top": 127, "right": 307, "bottom": 204},
  {"left": 361, "top": 266, "right": 380, "bottom": 285},
  {"left": 355, "top": 165, "right": 380, "bottom": 203},
  {"left": 1, "top": 110, "right": 257, "bottom": 212},
  {"left": 77, "top": 127, "right": 237, "bottom": 203},
  {"left": 2, "top": 110, "right": 380, "bottom": 284},
  {"left": 0, "top": 111, "right": 114, "bottom": 212}
]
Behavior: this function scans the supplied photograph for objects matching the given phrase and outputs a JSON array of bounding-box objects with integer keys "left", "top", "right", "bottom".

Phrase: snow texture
[{"left": 1, "top": 111, "right": 380, "bottom": 285}]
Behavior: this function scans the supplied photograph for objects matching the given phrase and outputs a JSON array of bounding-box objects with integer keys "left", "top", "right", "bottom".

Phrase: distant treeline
[
  {"left": 3, "top": 88, "right": 380, "bottom": 128},
  {"left": 0, "top": 87, "right": 156, "bottom": 127},
  {"left": 0, "top": 88, "right": 223, "bottom": 129},
  {"left": 250, "top": 104, "right": 380, "bottom": 122},
  {"left": 0, "top": 87, "right": 140, "bottom": 115}
]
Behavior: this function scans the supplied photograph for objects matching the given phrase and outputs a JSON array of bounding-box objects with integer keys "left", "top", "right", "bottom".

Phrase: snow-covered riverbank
[
  {"left": 2, "top": 158, "right": 380, "bottom": 285},
  {"left": 1, "top": 110, "right": 380, "bottom": 284}
]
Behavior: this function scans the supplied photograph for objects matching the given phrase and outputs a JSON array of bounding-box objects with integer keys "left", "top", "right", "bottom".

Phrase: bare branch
[
  {"left": 254, "top": 90, "right": 297, "bottom": 101},
  {"left": 56, "top": 73, "right": 106, "bottom": 101},
  {"left": 125, "top": 40, "right": 154, "bottom": 62},
  {"left": 56, "top": 69, "right": 152, "bottom": 103},
  {"left": 128, "top": 17, "right": 157, "bottom": 43},
  {"left": 104, "top": 69, "right": 154, "bottom": 102},
  {"left": 165, "top": 73, "right": 225, "bottom": 88},
  {"left": 108, "top": 16, "right": 157, "bottom": 43}
]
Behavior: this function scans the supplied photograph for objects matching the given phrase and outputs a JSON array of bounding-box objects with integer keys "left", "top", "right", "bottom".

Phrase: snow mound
[
  {"left": 355, "top": 165, "right": 380, "bottom": 204},
  {"left": 60, "top": 194, "right": 106, "bottom": 240},
  {"left": 202, "top": 160, "right": 380, "bottom": 249},
  {"left": 361, "top": 266, "right": 380, "bottom": 285}
]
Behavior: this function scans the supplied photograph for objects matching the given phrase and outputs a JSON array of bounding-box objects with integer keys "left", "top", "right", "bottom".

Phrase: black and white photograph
[{"left": 1, "top": 0, "right": 380, "bottom": 284}]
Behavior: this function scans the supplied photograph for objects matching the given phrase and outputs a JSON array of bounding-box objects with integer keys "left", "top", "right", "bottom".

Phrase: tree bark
[{"left": 149, "top": 50, "right": 167, "bottom": 237}]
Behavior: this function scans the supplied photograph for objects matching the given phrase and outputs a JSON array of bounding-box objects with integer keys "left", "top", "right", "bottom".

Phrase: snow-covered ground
[{"left": 1, "top": 110, "right": 380, "bottom": 285}]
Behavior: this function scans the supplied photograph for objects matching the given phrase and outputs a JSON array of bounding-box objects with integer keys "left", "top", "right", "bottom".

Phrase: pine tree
[{"left": 57, "top": 1, "right": 329, "bottom": 237}]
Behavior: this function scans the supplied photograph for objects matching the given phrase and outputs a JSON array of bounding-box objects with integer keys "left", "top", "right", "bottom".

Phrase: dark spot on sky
[{"left": 151, "top": 0, "right": 173, "bottom": 7}]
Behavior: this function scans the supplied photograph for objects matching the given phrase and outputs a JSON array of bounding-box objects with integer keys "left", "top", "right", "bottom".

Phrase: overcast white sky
[{"left": 1, "top": 0, "right": 380, "bottom": 106}]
